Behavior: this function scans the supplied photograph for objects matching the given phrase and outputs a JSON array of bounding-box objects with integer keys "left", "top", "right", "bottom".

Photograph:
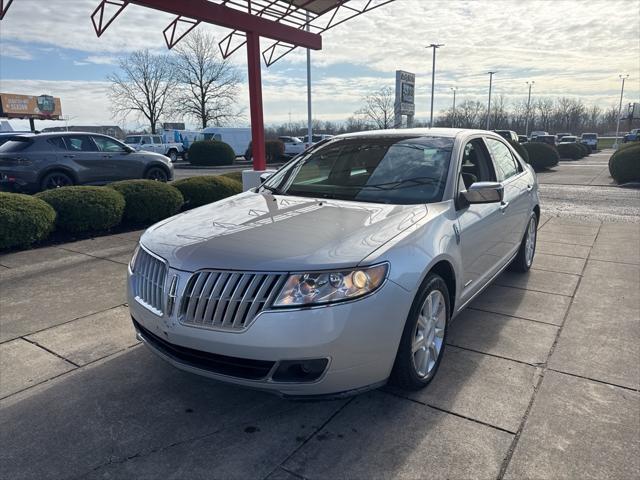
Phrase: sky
[{"left": 0, "top": 0, "right": 639, "bottom": 131}]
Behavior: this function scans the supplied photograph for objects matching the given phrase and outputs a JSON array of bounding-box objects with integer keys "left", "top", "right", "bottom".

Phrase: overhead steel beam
[
  {"left": 163, "top": 16, "right": 200, "bottom": 49},
  {"left": 128, "top": 0, "right": 322, "bottom": 49},
  {"left": 0, "top": 0, "right": 15, "bottom": 20},
  {"left": 91, "top": 0, "right": 128, "bottom": 37}
]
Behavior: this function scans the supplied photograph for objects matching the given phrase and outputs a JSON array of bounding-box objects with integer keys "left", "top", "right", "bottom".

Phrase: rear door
[
  {"left": 139, "top": 135, "right": 154, "bottom": 153},
  {"left": 152, "top": 135, "right": 165, "bottom": 155},
  {"left": 484, "top": 137, "right": 530, "bottom": 259},
  {"left": 62, "top": 135, "right": 105, "bottom": 183}
]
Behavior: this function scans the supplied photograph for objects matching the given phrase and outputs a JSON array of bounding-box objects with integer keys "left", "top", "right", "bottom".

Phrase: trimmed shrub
[
  {"left": 508, "top": 140, "right": 529, "bottom": 164},
  {"left": 172, "top": 175, "right": 242, "bottom": 210},
  {"left": 219, "top": 171, "right": 242, "bottom": 184},
  {"left": 36, "top": 186, "right": 124, "bottom": 234},
  {"left": 266, "top": 140, "right": 285, "bottom": 162},
  {"left": 609, "top": 143, "right": 640, "bottom": 184},
  {"left": 0, "top": 192, "right": 56, "bottom": 249},
  {"left": 557, "top": 143, "right": 584, "bottom": 160},
  {"left": 522, "top": 142, "right": 560, "bottom": 170},
  {"left": 109, "top": 180, "right": 183, "bottom": 225},
  {"left": 188, "top": 140, "right": 236, "bottom": 166},
  {"left": 577, "top": 142, "right": 590, "bottom": 156}
]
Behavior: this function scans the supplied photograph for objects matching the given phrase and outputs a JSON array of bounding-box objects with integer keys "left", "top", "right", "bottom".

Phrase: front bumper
[{"left": 129, "top": 267, "right": 412, "bottom": 397}]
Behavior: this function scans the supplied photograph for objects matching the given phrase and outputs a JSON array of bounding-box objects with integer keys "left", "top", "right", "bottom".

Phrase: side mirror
[
  {"left": 461, "top": 182, "right": 504, "bottom": 204},
  {"left": 260, "top": 172, "right": 273, "bottom": 183}
]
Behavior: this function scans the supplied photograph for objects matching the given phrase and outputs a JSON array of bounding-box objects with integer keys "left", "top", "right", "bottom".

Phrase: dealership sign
[
  {"left": 0, "top": 93, "right": 62, "bottom": 120},
  {"left": 394, "top": 70, "right": 415, "bottom": 127}
]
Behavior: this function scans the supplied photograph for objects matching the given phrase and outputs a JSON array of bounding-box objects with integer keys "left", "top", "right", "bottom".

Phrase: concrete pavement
[{"left": 1, "top": 214, "right": 638, "bottom": 479}]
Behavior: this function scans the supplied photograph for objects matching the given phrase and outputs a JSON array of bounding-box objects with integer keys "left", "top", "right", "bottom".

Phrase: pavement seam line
[
  {"left": 20, "top": 337, "right": 80, "bottom": 368},
  {"left": 467, "top": 307, "right": 565, "bottom": 328},
  {"left": 546, "top": 368, "right": 639, "bottom": 393},
  {"left": 58, "top": 246, "right": 132, "bottom": 266},
  {"left": 496, "top": 222, "right": 601, "bottom": 479},
  {"left": 444, "top": 343, "right": 545, "bottom": 369},
  {"left": 492, "top": 278, "right": 579, "bottom": 298},
  {"left": 276, "top": 466, "right": 307, "bottom": 480},
  {"left": 263, "top": 397, "right": 356, "bottom": 480}
]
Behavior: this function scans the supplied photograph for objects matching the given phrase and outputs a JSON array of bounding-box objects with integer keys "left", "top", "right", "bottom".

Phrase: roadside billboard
[
  {"left": 394, "top": 70, "right": 415, "bottom": 128},
  {"left": 0, "top": 93, "right": 62, "bottom": 120}
]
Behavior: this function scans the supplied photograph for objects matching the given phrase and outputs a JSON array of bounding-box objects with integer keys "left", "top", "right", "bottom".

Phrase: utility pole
[
  {"left": 486, "top": 71, "right": 496, "bottom": 130},
  {"left": 614, "top": 74, "right": 629, "bottom": 149},
  {"left": 525, "top": 81, "right": 534, "bottom": 137},
  {"left": 427, "top": 43, "right": 444, "bottom": 128},
  {"left": 450, "top": 87, "right": 457, "bottom": 127},
  {"left": 306, "top": 12, "right": 313, "bottom": 146}
]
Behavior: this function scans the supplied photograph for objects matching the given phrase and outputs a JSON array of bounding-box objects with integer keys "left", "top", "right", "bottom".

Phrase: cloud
[
  {"left": 0, "top": 43, "right": 33, "bottom": 60},
  {"left": 84, "top": 55, "right": 119, "bottom": 65}
]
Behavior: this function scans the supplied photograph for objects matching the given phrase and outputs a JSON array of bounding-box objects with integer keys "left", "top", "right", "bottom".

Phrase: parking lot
[{"left": 1, "top": 153, "right": 639, "bottom": 479}]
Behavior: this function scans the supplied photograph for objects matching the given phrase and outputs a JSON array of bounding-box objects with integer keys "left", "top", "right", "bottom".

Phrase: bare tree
[
  {"left": 108, "top": 50, "right": 177, "bottom": 134},
  {"left": 356, "top": 86, "right": 395, "bottom": 129},
  {"left": 171, "top": 31, "right": 242, "bottom": 128}
]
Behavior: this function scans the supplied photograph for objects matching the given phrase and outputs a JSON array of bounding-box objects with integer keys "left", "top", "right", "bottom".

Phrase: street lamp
[
  {"left": 486, "top": 71, "right": 496, "bottom": 130},
  {"left": 525, "top": 81, "right": 535, "bottom": 137},
  {"left": 450, "top": 86, "right": 457, "bottom": 127},
  {"left": 613, "top": 74, "right": 629, "bottom": 149},
  {"left": 306, "top": 11, "right": 313, "bottom": 146},
  {"left": 427, "top": 43, "right": 444, "bottom": 128}
]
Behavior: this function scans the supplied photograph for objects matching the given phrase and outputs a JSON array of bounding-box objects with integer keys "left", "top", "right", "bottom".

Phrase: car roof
[{"left": 336, "top": 127, "right": 489, "bottom": 140}]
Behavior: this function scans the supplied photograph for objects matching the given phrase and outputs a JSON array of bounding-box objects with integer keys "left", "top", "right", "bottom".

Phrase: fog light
[{"left": 272, "top": 358, "right": 328, "bottom": 382}]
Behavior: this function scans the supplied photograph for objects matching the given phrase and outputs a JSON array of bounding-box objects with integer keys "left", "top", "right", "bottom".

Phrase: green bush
[
  {"left": 609, "top": 143, "right": 640, "bottom": 184},
  {"left": 522, "top": 142, "right": 560, "bottom": 170},
  {"left": 508, "top": 140, "right": 529, "bottom": 164},
  {"left": 219, "top": 171, "right": 242, "bottom": 184},
  {"left": 577, "top": 142, "right": 590, "bottom": 156},
  {"left": 109, "top": 180, "right": 183, "bottom": 225},
  {"left": 172, "top": 175, "right": 242, "bottom": 210},
  {"left": 0, "top": 192, "right": 56, "bottom": 249},
  {"left": 36, "top": 186, "right": 124, "bottom": 234},
  {"left": 557, "top": 143, "right": 584, "bottom": 160},
  {"left": 266, "top": 140, "right": 285, "bottom": 162},
  {"left": 188, "top": 140, "right": 236, "bottom": 166}
]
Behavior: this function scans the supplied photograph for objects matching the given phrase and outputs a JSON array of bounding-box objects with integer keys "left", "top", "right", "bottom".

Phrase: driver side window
[
  {"left": 92, "top": 136, "right": 125, "bottom": 153},
  {"left": 459, "top": 139, "right": 496, "bottom": 190}
]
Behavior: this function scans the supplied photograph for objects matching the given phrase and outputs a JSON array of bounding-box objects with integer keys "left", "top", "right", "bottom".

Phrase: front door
[
  {"left": 62, "top": 134, "right": 105, "bottom": 184},
  {"left": 92, "top": 135, "right": 142, "bottom": 181}
]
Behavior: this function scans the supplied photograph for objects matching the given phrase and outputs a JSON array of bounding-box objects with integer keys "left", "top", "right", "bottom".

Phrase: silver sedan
[{"left": 128, "top": 128, "right": 540, "bottom": 398}]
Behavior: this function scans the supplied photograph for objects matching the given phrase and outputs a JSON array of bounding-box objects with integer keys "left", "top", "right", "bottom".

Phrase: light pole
[
  {"left": 306, "top": 12, "right": 313, "bottom": 146},
  {"left": 450, "top": 86, "right": 457, "bottom": 127},
  {"left": 427, "top": 43, "right": 444, "bottom": 128},
  {"left": 486, "top": 71, "right": 496, "bottom": 130},
  {"left": 525, "top": 81, "right": 534, "bottom": 137},
  {"left": 613, "top": 74, "right": 629, "bottom": 149}
]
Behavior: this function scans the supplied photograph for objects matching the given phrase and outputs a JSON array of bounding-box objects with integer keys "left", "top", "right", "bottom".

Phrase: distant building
[
  {"left": 41, "top": 125, "right": 125, "bottom": 139},
  {"left": 162, "top": 122, "right": 185, "bottom": 130}
]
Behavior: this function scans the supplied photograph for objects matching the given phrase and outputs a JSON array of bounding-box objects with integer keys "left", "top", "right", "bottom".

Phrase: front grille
[
  {"left": 180, "top": 271, "right": 287, "bottom": 331},
  {"left": 132, "top": 248, "right": 167, "bottom": 315},
  {"left": 133, "top": 319, "right": 275, "bottom": 380}
]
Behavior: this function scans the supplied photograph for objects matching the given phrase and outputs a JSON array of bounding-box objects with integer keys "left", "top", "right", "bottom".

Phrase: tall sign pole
[
  {"left": 614, "top": 74, "right": 629, "bottom": 149},
  {"left": 306, "top": 12, "right": 312, "bottom": 145},
  {"left": 427, "top": 43, "right": 443, "bottom": 128},
  {"left": 525, "top": 81, "right": 534, "bottom": 137},
  {"left": 450, "top": 86, "right": 457, "bottom": 127},
  {"left": 486, "top": 71, "right": 496, "bottom": 130},
  {"left": 394, "top": 70, "right": 415, "bottom": 128}
]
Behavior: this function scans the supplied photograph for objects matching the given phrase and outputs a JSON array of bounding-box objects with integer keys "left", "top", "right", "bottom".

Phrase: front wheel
[
  {"left": 390, "top": 273, "right": 450, "bottom": 390},
  {"left": 167, "top": 150, "right": 178, "bottom": 162},
  {"left": 145, "top": 167, "right": 168, "bottom": 182},
  {"left": 510, "top": 213, "right": 537, "bottom": 272}
]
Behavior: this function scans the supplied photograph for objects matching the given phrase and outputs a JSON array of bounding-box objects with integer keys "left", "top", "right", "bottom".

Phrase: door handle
[
  {"left": 500, "top": 201, "right": 510, "bottom": 212},
  {"left": 63, "top": 154, "right": 75, "bottom": 158},
  {"left": 526, "top": 184, "right": 533, "bottom": 192}
]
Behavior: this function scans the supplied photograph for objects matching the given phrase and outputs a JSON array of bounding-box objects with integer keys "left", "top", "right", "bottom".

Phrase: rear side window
[
  {"left": 64, "top": 135, "right": 98, "bottom": 152},
  {"left": 47, "top": 137, "right": 67, "bottom": 150},
  {"left": 486, "top": 138, "right": 522, "bottom": 182},
  {"left": 0, "top": 138, "right": 33, "bottom": 152},
  {"left": 153, "top": 136, "right": 162, "bottom": 143}
]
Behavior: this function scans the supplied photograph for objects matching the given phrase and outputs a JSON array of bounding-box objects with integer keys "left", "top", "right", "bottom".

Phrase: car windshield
[
  {"left": 124, "top": 136, "right": 141, "bottom": 144},
  {"left": 582, "top": 134, "right": 597, "bottom": 139},
  {"left": 0, "top": 137, "right": 33, "bottom": 152},
  {"left": 262, "top": 136, "right": 453, "bottom": 205}
]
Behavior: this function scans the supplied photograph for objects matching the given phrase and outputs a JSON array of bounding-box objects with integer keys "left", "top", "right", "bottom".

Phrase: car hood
[{"left": 141, "top": 191, "right": 428, "bottom": 272}]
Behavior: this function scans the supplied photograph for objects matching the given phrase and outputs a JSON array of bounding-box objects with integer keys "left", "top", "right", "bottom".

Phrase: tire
[
  {"left": 167, "top": 150, "right": 178, "bottom": 162},
  {"left": 390, "top": 273, "right": 450, "bottom": 390},
  {"left": 510, "top": 212, "right": 537, "bottom": 272},
  {"left": 145, "top": 166, "right": 169, "bottom": 182},
  {"left": 40, "top": 171, "right": 74, "bottom": 191}
]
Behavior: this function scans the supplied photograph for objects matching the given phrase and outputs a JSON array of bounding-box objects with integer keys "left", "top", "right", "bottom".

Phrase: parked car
[
  {"left": 196, "top": 127, "right": 251, "bottom": 157},
  {"left": 580, "top": 133, "right": 598, "bottom": 150},
  {"left": 303, "top": 133, "right": 334, "bottom": 148},
  {"left": 0, "top": 132, "right": 173, "bottom": 192},
  {"left": 0, "top": 131, "right": 32, "bottom": 146},
  {"left": 124, "top": 134, "right": 183, "bottom": 162},
  {"left": 493, "top": 130, "right": 518, "bottom": 143},
  {"left": 623, "top": 128, "right": 640, "bottom": 143},
  {"left": 518, "top": 135, "right": 528, "bottom": 144},
  {"left": 128, "top": 128, "right": 540, "bottom": 397},
  {"left": 530, "top": 130, "right": 548, "bottom": 140},
  {"left": 533, "top": 135, "right": 557, "bottom": 146},
  {"left": 555, "top": 132, "right": 572, "bottom": 142},
  {"left": 558, "top": 135, "right": 578, "bottom": 144},
  {"left": 278, "top": 136, "right": 305, "bottom": 157}
]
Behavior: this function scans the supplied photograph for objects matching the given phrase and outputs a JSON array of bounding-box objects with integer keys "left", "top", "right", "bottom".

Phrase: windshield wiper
[
  {"left": 261, "top": 185, "right": 282, "bottom": 195},
  {"left": 362, "top": 176, "right": 441, "bottom": 191}
]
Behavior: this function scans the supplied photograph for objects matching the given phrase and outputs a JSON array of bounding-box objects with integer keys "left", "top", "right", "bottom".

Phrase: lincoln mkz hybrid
[{"left": 128, "top": 128, "right": 539, "bottom": 398}]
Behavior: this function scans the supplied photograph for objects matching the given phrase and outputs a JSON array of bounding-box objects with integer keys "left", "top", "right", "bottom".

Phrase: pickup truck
[
  {"left": 123, "top": 134, "right": 184, "bottom": 162},
  {"left": 623, "top": 129, "right": 640, "bottom": 143}
]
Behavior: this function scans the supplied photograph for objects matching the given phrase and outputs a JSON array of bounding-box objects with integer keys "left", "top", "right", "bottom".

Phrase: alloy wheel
[
  {"left": 525, "top": 216, "right": 537, "bottom": 267},
  {"left": 412, "top": 290, "right": 446, "bottom": 378},
  {"left": 147, "top": 168, "right": 167, "bottom": 182},
  {"left": 44, "top": 173, "right": 72, "bottom": 189}
]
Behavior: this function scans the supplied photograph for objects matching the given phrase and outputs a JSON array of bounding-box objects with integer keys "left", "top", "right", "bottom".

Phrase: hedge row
[
  {"left": 1, "top": 174, "right": 243, "bottom": 250},
  {"left": 609, "top": 143, "right": 640, "bottom": 184},
  {"left": 522, "top": 142, "right": 559, "bottom": 170}
]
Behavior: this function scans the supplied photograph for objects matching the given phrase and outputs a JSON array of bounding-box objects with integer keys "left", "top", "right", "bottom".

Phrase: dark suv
[
  {"left": 0, "top": 132, "right": 173, "bottom": 192},
  {"left": 493, "top": 130, "right": 519, "bottom": 143}
]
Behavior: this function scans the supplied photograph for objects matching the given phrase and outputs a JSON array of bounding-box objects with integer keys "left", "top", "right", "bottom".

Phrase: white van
[{"left": 196, "top": 127, "right": 251, "bottom": 157}]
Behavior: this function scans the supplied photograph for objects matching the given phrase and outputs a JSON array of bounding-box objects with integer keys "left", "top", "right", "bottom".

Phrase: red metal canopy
[{"left": 1, "top": 0, "right": 395, "bottom": 171}]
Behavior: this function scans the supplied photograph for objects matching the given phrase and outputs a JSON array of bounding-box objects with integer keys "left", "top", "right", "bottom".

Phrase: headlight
[
  {"left": 273, "top": 264, "right": 388, "bottom": 307},
  {"left": 129, "top": 244, "right": 140, "bottom": 271}
]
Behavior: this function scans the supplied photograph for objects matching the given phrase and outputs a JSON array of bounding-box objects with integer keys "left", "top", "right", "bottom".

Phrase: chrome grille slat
[
  {"left": 132, "top": 248, "right": 166, "bottom": 315},
  {"left": 179, "top": 270, "right": 286, "bottom": 331}
]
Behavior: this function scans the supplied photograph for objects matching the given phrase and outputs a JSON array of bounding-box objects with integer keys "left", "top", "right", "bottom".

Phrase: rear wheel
[
  {"left": 510, "top": 213, "right": 537, "bottom": 272},
  {"left": 145, "top": 167, "right": 168, "bottom": 182},
  {"left": 40, "top": 171, "right": 74, "bottom": 190},
  {"left": 167, "top": 149, "right": 178, "bottom": 162},
  {"left": 390, "top": 273, "right": 449, "bottom": 390}
]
